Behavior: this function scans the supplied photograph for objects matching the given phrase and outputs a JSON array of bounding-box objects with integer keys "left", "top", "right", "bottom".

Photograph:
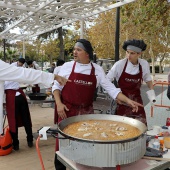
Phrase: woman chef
[
  {"left": 52, "top": 39, "right": 143, "bottom": 170},
  {"left": 106, "top": 39, "right": 156, "bottom": 125}
]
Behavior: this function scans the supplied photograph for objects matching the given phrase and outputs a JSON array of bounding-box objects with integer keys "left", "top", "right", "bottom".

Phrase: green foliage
[
  {"left": 1, "top": 0, "right": 169, "bottom": 66},
  {"left": 86, "top": 0, "right": 170, "bottom": 63},
  {"left": 6, "top": 48, "right": 17, "bottom": 62},
  {"left": 88, "top": 11, "right": 116, "bottom": 59}
]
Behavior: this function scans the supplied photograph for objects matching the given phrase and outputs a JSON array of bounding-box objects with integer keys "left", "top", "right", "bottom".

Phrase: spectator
[
  {"left": 16, "top": 58, "right": 25, "bottom": 67},
  {"left": 53, "top": 59, "right": 65, "bottom": 75},
  {"left": 48, "top": 63, "right": 56, "bottom": 73},
  {"left": 26, "top": 60, "right": 40, "bottom": 70}
]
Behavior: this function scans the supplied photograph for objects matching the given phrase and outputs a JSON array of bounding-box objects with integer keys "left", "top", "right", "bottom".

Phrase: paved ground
[
  {"left": 1, "top": 105, "right": 56, "bottom": 170},
  {"left": 0, "top": 73, "right": 169, "bottom": 170}
]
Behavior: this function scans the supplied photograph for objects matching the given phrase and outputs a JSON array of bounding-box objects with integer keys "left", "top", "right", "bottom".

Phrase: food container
[
  {"left": 163, "top": 136, "right": 170, "bottom": 148},
  {"left": 57, "top": 114, "right": 147, "bottom": 167}
]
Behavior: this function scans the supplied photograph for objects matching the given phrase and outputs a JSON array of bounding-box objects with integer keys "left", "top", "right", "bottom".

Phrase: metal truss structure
[{"left": 0, "top": 0, "right": 136, "bottom": 40}]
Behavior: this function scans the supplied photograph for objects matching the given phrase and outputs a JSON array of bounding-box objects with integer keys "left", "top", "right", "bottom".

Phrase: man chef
[
  {"left": 0, "top": 59, "right": 69, "bottom": 136},
  {"left": 52, "top": 39, "right": 143, "bottom": 170},
  {"left": 106, "top": 39, "right": 156, "bottom": 125}
]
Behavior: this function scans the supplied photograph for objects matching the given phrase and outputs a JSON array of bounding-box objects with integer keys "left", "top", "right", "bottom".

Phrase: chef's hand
[
  {"left": 54, "top": 75, "right": 71, "bottom": 86},
  {"left": 126, "top": 99, "right": 143, "bottom": 112},
  {"left": 116, "top": 92, "right": 143, "bottom": 112},
  {"left": 57, "top": 103, "right": 69, "bottom": 119}
]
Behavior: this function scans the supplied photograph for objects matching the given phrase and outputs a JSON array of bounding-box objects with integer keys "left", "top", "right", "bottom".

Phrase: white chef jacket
[
  {"left": 53, "top": 66, "right": 62, "bottom": 75},
  {"left": 106, "top": 58, "right": 152, "bottom": 83},
  {"left": 4, "top": 62, "right": 23, "bottom": 96},
  {"left": 0, "top": 59, "right": 54, "bottom": 134},
  {"left": 52, "top": 61, "right": 121, "bottom": 100}
]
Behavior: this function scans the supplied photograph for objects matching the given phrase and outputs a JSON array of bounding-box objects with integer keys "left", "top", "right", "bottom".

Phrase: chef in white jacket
[
  {"left": 106, "top": 39, "right": 156, "bottom": 125},
  {"left": 0, "top": 59, "right": 68, "bottom": 134},
  {"left": 52, "top": 39, "right": 144, "bottom": 170},
  {"left": 4, "top": 58, "right": 34, "bottom": 150}
]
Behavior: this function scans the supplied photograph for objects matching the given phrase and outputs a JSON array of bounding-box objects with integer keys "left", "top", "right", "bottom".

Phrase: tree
[
  {"left": 121, "top": 0, "right": 170, "bottom": 75},
  {"left": 85, "top": 0, "right": 170, "bottom": 77},
  {"left": 41, "top": 39, "right": 59, "bottom": 64},
  {"left": 6, "top": 48, "right": 17, "bottom": 63},
  {"left": 64, "top": 29, "right": 79, "bottom": 61},
  {"left": 37, "top": 28, "right": 68, "bottom": 61},
  {"left": 88, "top": 11, "right": 116, "bottom": 59}
]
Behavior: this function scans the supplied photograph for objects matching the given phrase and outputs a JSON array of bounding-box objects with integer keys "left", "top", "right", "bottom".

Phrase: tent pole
[{"left": 80, "top": 19, "right": 84, "bottom": 39}]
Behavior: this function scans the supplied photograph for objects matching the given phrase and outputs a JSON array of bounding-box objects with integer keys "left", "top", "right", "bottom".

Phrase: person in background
[
  {"left": 52, "top": 39, "right": 143, "bottom": 170},
  {"left": 167, "top": 71, "right": 170, "bottom": 111},
  {"left": 26, "top": 60, "right": 40, "bottom": 93},
  {"left": 0, "top": 59, "right": 69, "bottom": 136},
  {"left": 11, "top": 58, "right": 17, "bottom": 64},
  {"left": 26, "top": 60, "right": 40, "bottom": 70},
  {"left": 48, "top": 63, "right": 56, "bottom": 73},
  {"left": 54, "top": 59, "right": 65, "bottom": 75},
  {"left": 13, "top": 58, "right": 25, "bottom": 67},
  {"left": 106, "top": 39, "right": 156, "bottom": 125},
  {"left": 4, "top": 58, "right": 33, "bottom": 150}
]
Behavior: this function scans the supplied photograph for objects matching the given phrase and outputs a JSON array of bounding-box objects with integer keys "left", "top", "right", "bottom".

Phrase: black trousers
[
  {"left": 54, "top": 154, "right": 66, "bottom": 170},
  {"left": 10, "top": 94, "right": 33, "bottom": 146}
]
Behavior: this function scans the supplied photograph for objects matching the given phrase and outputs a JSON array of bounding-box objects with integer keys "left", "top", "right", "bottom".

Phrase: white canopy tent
[{"left": 0, "top": 0, "right": 136, "bottom": 40}]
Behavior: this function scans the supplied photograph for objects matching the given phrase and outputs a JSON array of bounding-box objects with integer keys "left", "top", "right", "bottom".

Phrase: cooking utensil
[
  {"left": 57, "top": 114, "right": 146, "bottom": 143},
  {"left": 27, "top": 93, "right": 47, "bottom": 100},
  {"left": 56, "top": 114, "right": 147, "bottom": 167}
]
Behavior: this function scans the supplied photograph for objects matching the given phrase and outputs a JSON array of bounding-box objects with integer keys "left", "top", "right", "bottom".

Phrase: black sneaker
[
  {"left": 27, "top": 141, "right": 33, "bottom": 148},
  {"left": 13, "top": 144, "right": 19, "bottom": 151}
]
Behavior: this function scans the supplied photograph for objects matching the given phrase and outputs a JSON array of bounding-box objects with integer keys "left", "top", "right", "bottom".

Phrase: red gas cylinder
[{"left": 0, "top": 127, "right": 13, "bottom": 156}]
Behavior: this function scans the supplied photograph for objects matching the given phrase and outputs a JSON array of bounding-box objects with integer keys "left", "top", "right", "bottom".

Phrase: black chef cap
[
  {"left": 122, "top": 39, "right": 147, "bottom": 52},
  {"left": 76, "top": 39, "right": 94, "bottom": 60},
  {"left": 18, "top": 58, "right": 25, "bottom": 64}
]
